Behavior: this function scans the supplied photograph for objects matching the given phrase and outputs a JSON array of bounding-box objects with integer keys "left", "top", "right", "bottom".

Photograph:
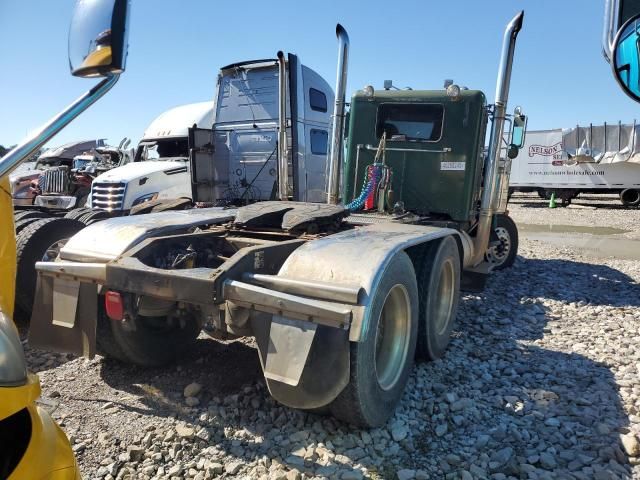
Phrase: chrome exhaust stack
[
  {"left": 470, "top": 11, "right": 524, "bottom": 266},
  {"left": 327, "top": 24, "right": 350, "bottom": 204},
  {"left": 602, "top": 0, "right": 619, "bottom": 62},
  {"left": 277, "top": 51, "right": 290, "bottom": 200}
]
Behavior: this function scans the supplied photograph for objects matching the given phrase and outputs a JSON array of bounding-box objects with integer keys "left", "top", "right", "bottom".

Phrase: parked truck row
[{"left": 28, "top": 13, "right": 527, "bottom": 428}]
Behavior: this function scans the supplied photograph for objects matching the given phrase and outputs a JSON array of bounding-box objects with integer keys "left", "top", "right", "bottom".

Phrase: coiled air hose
[{"left": 346, "top": 163, "right": 383, "bottom": 212}]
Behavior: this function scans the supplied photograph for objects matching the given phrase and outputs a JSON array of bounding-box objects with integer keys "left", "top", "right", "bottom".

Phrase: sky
[{"left": 1, "top": 0, "right": 638, "bottom": 150}]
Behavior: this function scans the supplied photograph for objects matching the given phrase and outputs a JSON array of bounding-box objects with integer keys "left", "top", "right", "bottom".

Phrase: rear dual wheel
[
  {"left": 96, "top": 301, "right": 201, "bottom": 367},
  {"left": 330, "top": 252, "right": 419, "bottom": 427},
  {"left": 415, "top": 237, "right": 461, "bottom": 360},
  {"left": 331, "top": 239, "right": 461, "bottom": 427}
]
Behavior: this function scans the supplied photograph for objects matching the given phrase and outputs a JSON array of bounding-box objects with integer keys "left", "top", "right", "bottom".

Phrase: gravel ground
[{"left": 22, "top": 196, "right": 640, "bottom": 480}]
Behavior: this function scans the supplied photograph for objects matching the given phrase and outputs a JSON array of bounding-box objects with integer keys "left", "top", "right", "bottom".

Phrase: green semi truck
[{"left": 29, "top": 12, "right": 526, "bottom": 428}]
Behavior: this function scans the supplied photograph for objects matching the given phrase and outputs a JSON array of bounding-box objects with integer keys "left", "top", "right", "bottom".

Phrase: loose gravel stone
[{"left": 183, "top": 382, "right": 202, "bottom": 397}]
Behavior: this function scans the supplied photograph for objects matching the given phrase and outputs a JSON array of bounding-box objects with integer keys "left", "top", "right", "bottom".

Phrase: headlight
[
  {"left": 446, "top": 84, "right": 461, "bottom": 100},
  {"left": 131, "top": 192, "right": 158, "bottom": 206},
  {"left": 0, "top": 311, "right": 28, "bottom": 387}
]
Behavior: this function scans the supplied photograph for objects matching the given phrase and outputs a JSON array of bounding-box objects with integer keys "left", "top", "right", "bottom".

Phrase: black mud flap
[
  {"left": 251, "top": 313, "right": 350, "bottom": 409},
  {"left": 28, "top": 276, "right": 98, "bottom": 358}
]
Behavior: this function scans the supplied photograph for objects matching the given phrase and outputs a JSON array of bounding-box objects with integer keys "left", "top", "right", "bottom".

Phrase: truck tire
[
  {"left": 414, "top": 237, "right": 461, "bottom": 361},
  {"left": 15, "top": 218, "right": 84, "bottom": 316},
  {"left": 14, "top": 210, "right": 49, "bottom": 222},
  {"left": 95, "top": 307, "right": 129, "bottom": 363},
  {"left": 620, "top": 189, "right": 640, "bottom": 207},
  {"left": 97, "top": 303, "right": 201, "bottom": 367},
  {"left": 78, "top": 210, "right": 111, "bottom": 225},
  {"left": 485, "top": 214, "right": 518, "bottom": 270},
  {"left": 14, "top": 217, "right": 43, "bottom": 235},
  {"left": 129, "top": 198, "right": 192, "bottom": 216},
  {"left": 330, "top": 252, "right": 418, "bottom": 427},
  {"left": 64, "top": 208, "right": 92, "bottom": 221},
  {"left": 129, "top": 199, "right": 164, "bottom": 215},
  {"left": 150, "top": 198, "right": 192, "bottom": 212}
]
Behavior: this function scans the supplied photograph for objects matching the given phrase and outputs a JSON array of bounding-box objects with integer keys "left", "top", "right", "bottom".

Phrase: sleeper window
[
  {"left": 309, "top": 88, "right": 328, "bottom": 113},
  {"left": 310, "top": 129, "right": 328, "bottom": 155},
  {"left": 376, "top": 103, "right": 444, "bottom": 142}
]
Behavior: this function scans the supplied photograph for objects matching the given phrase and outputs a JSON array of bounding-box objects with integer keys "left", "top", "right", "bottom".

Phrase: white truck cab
[{"left": 88, "top": 102, "right": 213, "bottom": 211}]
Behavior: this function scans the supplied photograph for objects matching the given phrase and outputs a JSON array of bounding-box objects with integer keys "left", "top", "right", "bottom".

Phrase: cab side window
[
  {"left": 310, "top": 129, "right": 328, "bottom": 155},
  {"left": 309, "top": 88, "right": 328, "bottom": 113}
]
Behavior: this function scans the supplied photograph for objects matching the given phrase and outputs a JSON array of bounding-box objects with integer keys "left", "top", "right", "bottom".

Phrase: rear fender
[
  {"left": 278, "top": 223, "right": 464, "bottom": 342},
  {"left": 253, "top": 223, "right": 463, "bottom": 409}
]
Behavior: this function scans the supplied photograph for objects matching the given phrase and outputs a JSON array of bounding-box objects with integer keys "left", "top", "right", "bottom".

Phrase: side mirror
[
  {"left": 612, "top": 14, "right": 640, "bottom": 102},
  {"left": 510, "top": 113, "right": 527, "bottom": 149},
  {"left": 69, "top": 0, "right": 129, "bottom": 78}
]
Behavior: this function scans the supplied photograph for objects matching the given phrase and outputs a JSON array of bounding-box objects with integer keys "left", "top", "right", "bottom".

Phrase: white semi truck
[
  {"left": 509, "top": 123, "right": 640, "bottom": 206},
  {"left": 86, "top": 102, "right": 213, "bottom": 213}
]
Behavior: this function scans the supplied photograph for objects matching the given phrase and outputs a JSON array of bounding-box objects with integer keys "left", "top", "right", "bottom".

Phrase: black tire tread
[
  {"left": 79, "top": 210, "right": 111, "bottom": 225},
  {"left": 330, "top": 252, "right": 418, "bottom": 427},
  {"left": 15, "top": 218, "right": 84, "bottom": 315},
  {"left": 14, "top": 210, "right": 49, "bottom": 221},
  {"left": 64, "top": 208, "right": 93, "bottom": 221},
  {"left": 492, "top": 214, "right": 519, "bottom": 270},
  {"left": 97, "top": 306, "right": 201, "bottom": 367},
  {"left": 15, "top": 216, "right": 44, "bottom": 234},
  {"left": 414, "top": 237, "right": 461, "bottom": 360}
]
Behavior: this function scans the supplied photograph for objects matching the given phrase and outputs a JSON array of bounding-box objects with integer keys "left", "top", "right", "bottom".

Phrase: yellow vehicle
[{"left": 0, "top": 0, "right": 129, "bottom": 477}]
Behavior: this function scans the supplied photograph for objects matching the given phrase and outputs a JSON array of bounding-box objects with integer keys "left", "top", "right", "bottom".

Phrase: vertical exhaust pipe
[
  {"left": 602, "top": 0, "right": 619, "bottom": 62},
  {"left": 277, "top": 51, "right": 289, "bottom": 200},
  {"left": 327, "top": 24, "right": 350, "bottom": 204},
  {"left": 470, "top": 11, "right": 523, "bottom": 266}
]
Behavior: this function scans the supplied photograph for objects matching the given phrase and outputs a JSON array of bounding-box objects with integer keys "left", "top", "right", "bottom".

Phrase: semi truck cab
[{"left": 88, "top": 102, "right": 213, "bottom": 212}]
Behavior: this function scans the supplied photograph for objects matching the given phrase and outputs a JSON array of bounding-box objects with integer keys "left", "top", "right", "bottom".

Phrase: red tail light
[{"left": 105, "top": 291, "right": 124, "bottom": 320}]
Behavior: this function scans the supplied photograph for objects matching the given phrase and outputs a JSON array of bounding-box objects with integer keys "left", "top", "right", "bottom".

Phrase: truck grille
[
  {"left": 91, "top": 182, "right": 126, "bottom": 211},
  {"left": 39, "top": 167, "right": 70, "bottom": 194}
]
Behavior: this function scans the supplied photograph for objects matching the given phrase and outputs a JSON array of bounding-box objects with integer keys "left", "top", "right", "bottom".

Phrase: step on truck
[{"left": 30, "top": 13, "right": 526, "bottom": 427}]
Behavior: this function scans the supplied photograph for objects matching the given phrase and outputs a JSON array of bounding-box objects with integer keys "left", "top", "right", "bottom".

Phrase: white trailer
[{"left": 509, "top": 125, "right": 640, "bottom": 206}]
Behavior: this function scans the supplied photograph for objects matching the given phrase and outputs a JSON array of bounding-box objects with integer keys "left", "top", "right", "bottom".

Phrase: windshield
[{"left": 135, "top": 138, "right": 188, "bottom": 162}]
